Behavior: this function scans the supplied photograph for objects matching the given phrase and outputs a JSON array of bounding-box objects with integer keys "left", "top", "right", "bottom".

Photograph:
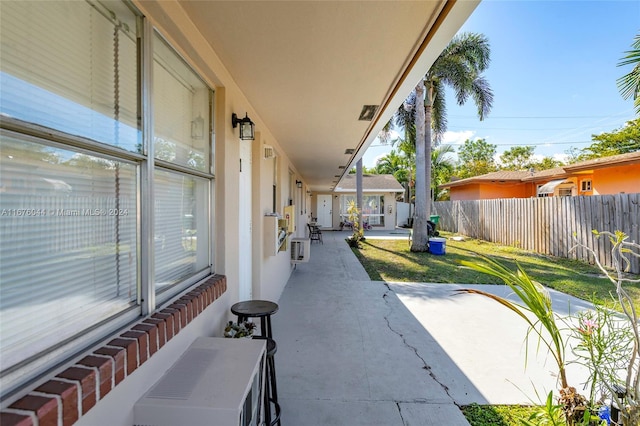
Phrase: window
[
  {"left": 0, "top": 1, "right": 214, "bottom": 397},
  {"left": 339, "top": 195, "right": 384, "bottom": 226},
  {"left": 581, "top": 179, "right": 592, "bottom": 192},
  {"left": 152, "top": 32, "right": 212, "bottom": 301},
  {"left": 0, "top": 133, "right": 138, "bottom": 376},
  {"left": 558, "top": 188, "right": 573, "bottom": 197},
  {"left": 0, "top": 1, "right": 140, "bottom": 152}
]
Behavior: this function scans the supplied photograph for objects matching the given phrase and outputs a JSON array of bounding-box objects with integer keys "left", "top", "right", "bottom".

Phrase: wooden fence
[{"left": 433, "top": 193, "right": 640, "bottom": 274}]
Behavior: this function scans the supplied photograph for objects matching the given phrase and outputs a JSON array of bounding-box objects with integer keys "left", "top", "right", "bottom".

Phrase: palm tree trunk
[
  {"left": 424, "top": 81, "right": 433, "bottom": 218},
  {"left": 411, "top": 81, "right": 428, "bottom": 251}
]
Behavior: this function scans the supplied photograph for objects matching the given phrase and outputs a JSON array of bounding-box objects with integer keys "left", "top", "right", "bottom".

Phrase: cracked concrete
[
  {"left": 271, "top": 230, "right": 594, "bottom": 425},
  {"left": 381, "top": 288, "right": 456, "bottom": 405},
  {"left": 272, "top": 231, "right": 471, "bottom": 425}
]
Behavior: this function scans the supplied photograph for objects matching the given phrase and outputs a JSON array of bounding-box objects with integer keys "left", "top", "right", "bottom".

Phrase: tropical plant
[
  {"left": 431, "top": 144, "right": 455, "bottom": 200},
  {"left": 455, "top": 257, "right": 599, "bottom": 425},
  {"left": 617, "top": 33, "right": 640, "bottom": 115},
  {"left": 412, "top": 32, "right": 493, "bottom": 251},
  {"left": 571, "top": 231, "right": 640, "bottom": 426},
  {"left": 456, "top": 257, "right": 570, "bottom": 390},
  {"left": 223, "top": 320, "right": 256, "bottom": 338},
  {"left": 346, "top": 199, "right": 364, "bottom": 248},
  {"left": 569, "top": 302, "right": 635, "bottom": 410}
]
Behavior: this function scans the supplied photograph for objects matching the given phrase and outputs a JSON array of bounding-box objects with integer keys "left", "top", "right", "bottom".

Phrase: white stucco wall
[{"left": 53, "top": 1, "right": 302, "bottom": 422}]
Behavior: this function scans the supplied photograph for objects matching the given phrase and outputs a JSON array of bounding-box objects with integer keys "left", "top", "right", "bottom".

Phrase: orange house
[{"left": 441, "top": 151, "right": 640, "bottom": 201}]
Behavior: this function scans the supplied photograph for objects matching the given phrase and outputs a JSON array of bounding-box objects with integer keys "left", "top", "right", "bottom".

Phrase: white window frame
[{"left": 0, "top": 2, "right": 216, "bottom": 398}]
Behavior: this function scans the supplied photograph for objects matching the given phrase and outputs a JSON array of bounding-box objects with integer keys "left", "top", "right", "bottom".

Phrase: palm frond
[
  {"left": 458, "top": 255, "right": 569, "bottom": 388},
  {"left": 471, "top": 76, "right": 494, "bottom": 120},
  {"left": 617, "top": 33, "right": 640, "bottom": 114},
  {"left": 431, "top": 81, "right": 447, "bottom": 142}
]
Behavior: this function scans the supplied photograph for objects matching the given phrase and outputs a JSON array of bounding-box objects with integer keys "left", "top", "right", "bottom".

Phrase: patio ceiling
[{"left": 177, "top": 0, "right": 479, "bottom": 191}]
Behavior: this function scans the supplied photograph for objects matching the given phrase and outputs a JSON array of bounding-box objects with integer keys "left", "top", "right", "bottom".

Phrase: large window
[
  {"left": 0, "top": 1, "right": 214, "bottom": 397},
  {"left": 339, "top": 195, "right": 385, "bottom": 226},
  {"left": 153, "top": 32, "right": 212, "bottom": 300}
]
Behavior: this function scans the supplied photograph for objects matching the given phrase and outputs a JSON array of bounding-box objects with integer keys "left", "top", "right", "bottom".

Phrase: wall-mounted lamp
[
  {"left": 388, "top": 205, "right": 393, "bottom": 214},
  {"left": 191, "top": 114, "right": 204, "bottom": 139},
  {"left": 231, "top": 113, "right": 255, "bottom": 140},
  {"left": 296, "top": 180, "right": 302, "bottom": 188}
]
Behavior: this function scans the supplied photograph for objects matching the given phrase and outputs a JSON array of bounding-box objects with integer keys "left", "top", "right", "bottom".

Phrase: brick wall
[{"left": 0, "top": 275, "right": 227, "bottom": 426}]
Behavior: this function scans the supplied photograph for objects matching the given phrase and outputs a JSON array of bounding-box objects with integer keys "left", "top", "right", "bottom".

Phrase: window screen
[
  {"left": 0, "top": 1, "right": 214, "bottom": 396},
  {"left": 0, "top": 134, "right": 138, "bottom": 372}
]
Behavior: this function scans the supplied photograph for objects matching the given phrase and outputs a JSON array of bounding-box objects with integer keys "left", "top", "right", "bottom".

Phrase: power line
[
  {"left": 449, "top": 114, "right": 632, "bottom": 119},
  {"left": 369, "top": 140, "right": 593, "bottom": 149}
]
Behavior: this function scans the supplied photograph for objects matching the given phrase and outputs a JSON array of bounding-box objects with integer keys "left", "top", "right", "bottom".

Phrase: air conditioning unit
[
  {"left": 291, "top": 237, "right": 310, "bottom": 263},
  {"left": 134, "top": 337, "right": 266, "bottom": 426},
  {"left": 263, "top": 145, "right": 275, "bottom": 159}
]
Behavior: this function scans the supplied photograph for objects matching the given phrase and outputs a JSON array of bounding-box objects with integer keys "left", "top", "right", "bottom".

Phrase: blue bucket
[{"left": 429, "top": 237, "right": 446, "bottom": 255}]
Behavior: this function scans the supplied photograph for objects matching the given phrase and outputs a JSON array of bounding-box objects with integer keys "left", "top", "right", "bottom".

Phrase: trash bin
[
  {"left": 429, "top": 237, "right": 446, "bottom": 255},
  {"left": 429, "top": 215, "right": 440, "bottom": 225}
]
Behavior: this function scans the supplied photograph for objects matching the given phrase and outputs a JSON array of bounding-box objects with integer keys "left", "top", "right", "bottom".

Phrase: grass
[
  {"left": 352, "top": 231, "right": 640, "bottom": 313},
  {"left": 461, "top": 404, "right": 538, "bottom": 426},
  {"left": 352, "top": 232, "right": 639, "bottom": 425}
]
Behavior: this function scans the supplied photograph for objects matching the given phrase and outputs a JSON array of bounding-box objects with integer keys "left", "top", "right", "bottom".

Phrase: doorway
[{"left": 317, "top": 195, "right": 332, "bottom": 229}]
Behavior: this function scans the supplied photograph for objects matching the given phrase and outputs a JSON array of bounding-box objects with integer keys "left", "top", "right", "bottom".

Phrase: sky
[{"left": 362, "top": 0, "right": 640, "bottom": 168}]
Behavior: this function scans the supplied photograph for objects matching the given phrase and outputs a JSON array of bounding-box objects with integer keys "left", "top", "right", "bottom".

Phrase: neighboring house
[
  {"left": 326, "top": 174, "right": 404, "bottom": 230},
  {"left": 440, "top": 151, "right": 640, "bottom": 201},
  {"left": 0, "top": 1, "right": 476, "bottom": 424}
]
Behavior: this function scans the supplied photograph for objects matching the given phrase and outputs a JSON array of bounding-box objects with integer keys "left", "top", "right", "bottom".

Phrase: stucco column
[{"left": 356, "top": 159, "right": 363, "bottom": 232}]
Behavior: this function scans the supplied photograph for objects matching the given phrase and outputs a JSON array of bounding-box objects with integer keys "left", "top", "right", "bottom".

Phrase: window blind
[
  {"left": 153, "top": 32, "right": 210, "bottom": 172},
  {"left": 0, "top": 0, "right": 140, "bottom": 151},
  {"left": 0, "top": 135, "right": 138, "bottom": 371}
]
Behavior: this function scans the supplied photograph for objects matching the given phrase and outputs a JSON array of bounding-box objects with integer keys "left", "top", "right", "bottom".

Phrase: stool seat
[
  {"left": 231, "top": 300, "right": 278, "bottom": 339},
  {"left": 231, "top": 300, "right": 278, "bottom": 318}
]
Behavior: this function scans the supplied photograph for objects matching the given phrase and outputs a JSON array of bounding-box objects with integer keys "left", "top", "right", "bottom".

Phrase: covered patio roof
[{"left": 168, "top": 0, "right": 479, "bottom": 191}]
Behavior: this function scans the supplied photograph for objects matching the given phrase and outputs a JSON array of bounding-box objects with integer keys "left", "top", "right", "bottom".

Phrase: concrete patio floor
[{"left": 271, "top": 229, "right": 593, "bottom": 425}]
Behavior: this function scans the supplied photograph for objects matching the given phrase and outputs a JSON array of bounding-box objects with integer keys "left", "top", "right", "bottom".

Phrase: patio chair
[{"left": 307, "top": 223, "right": 323, "bottom": 244}]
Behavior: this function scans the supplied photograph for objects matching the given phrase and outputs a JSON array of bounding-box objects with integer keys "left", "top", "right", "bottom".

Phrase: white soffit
[{"left": 177, "top": 0, "right": 479, "bottom": 191}]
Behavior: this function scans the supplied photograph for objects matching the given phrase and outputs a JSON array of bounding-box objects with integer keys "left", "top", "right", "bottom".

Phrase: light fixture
[
  {"left": 232, "top": 113, "right": 255, "bottom": 140},
  {"left": 191, "top": 114, "right": 204, "bottom": 139},
  {"left": 296, "top": 180, "right": 302, "bottom": 188},
  {"left": 358, "top": 105, "right": 379, "bottom": 121}
]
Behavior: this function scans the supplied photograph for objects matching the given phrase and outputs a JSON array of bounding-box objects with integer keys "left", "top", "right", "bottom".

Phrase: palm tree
[
  {"left": 376, "top": 142, "right": 415, "bottom": 202},
  {"left": 618, "top": 33, "right": 640, "bottom": 115},
  {"left": 431, "top": 145, "right": 455, "bottom": 201},
  {"left": 412, "top": 32, "right": 493, "bottom": 251}
]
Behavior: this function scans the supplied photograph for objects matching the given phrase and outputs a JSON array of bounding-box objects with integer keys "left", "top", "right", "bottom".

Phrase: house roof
[
  {"left": 520, "top": 167, "right": 566, "bottom": 181},
  {"left": 440, "top": 171, "right": 532, "bottom": 189},
  {"left": 563, "top": 151, "right": 640, "bottom": 172},
  {"left": 441, "top": 151, "right": 640, "bottom": 188},
  {"left": 334, "top": 174, "right": 405, "bottom": 193}
]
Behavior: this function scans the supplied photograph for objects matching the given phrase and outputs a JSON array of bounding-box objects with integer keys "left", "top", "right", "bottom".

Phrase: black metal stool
[
  {"left": 254, "top": 337, "right": 281, "bottom": 426},
  {"left": 231, "top": 300, "right": 280, "bottom": 425},
  {"left": 231, "top": 300, "right": 279, "bottom": 339}
]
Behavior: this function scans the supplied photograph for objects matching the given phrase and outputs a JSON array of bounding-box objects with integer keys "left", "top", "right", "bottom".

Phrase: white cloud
[
  {"left": 553, "top": 152, "right": 569, "bottom": 163},
  {"left": 442, "top": 130, "right": 476, "bottom": 145}
]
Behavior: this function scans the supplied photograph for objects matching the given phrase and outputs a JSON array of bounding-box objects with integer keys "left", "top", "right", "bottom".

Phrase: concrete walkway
[{"left": 271, "top": 229, "right": 594, "bottom": 425}]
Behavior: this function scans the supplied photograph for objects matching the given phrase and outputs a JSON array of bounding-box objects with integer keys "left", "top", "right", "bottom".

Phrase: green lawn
[{"left": 352, "top": 232, "right": 640, "bottom": 313}]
